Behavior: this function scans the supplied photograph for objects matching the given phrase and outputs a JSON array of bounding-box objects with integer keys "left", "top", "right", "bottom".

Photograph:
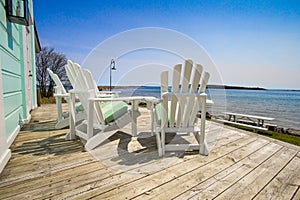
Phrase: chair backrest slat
[
  {"left": 161, "top": 60, "right": 210, "bottom": 129},
  {"left": 160, "top": 71, "right": 168, "bottom": 95},
  {"left": 83, "top": 69, "right": 99, "bottom": 94},
  {"left": 65, "top": 61, "right": 88, "bottom": 113},
  {"left": 82, "top": 69, "right": 105, "bottom": 124},
  {"left": 160, "top": 71, "right": 168, "bottom": 129},
  {"left": 73, "top": 63, "right": 88, "bottom": 90},
  {"left": 47, "top": 68, "right": 67, "bottom": 95},
  {"left": 66, "top": 60, "right": 75, "bottom": 85},
  {"left": 65, "top": 61, "right": 82, "bottom": 120},
  {"left": 182, "top": 64, "right": 203, "bottom": 127},
  {"left": 170, "top": 64, "right": 182, "bottom": 127},
  {"left": 190, "top": 64, "right": 203, "bottom": 92},
  {"left": 200, "top": 71, "right": 210, "bottom": 93},
  {"left": 176, "top": 60, "right": 193, "bottom": 127},
  {"left": 65, "top": 60, "right": 105, "bottom": 125},
  {"left": 189, "top": 71, "right": 210, "bottom": 123}
]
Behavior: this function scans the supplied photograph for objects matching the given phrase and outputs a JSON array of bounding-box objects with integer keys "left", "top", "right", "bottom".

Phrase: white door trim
[{"left": 0, "top": 57, "right": 11, "bottom": 173}]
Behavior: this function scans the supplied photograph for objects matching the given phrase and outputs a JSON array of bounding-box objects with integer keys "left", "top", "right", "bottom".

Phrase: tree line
[{"left": 36, "top": 47, "right": 70, "bottom": 98}]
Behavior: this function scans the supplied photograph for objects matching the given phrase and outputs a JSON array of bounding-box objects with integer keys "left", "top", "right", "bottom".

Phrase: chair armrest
[
  {"left": 96, "top": 91, "right": 121, "bottom": 97},
  {"left": 143, "top": 97, "right": 161, "bottom": 104},
  {"left": 97, "top": 91, "right": 121, "bottom": 94},
  {"left": 54, "top": 93, "right": 69, "bottom": 97},
  {"left": 88, "top": 96, "right": 159, "bottom": 103},
  {"left": 162, "top": 92, "right": 203, "bottom": 98},
  {"left": 88, "top": 97, "right": 131, "bottom": 102}
]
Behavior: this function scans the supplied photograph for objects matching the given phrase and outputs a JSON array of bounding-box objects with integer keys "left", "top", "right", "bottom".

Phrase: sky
[{"left": 33, "top": 0, "right": 300, "bottom": 89}]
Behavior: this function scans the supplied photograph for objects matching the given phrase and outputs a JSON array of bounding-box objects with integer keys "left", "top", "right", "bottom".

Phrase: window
[{"left": 6, "top": 0, "right": 30, "bottom": 26}]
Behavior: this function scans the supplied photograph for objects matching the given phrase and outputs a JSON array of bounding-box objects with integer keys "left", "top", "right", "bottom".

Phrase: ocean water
[
  {"left": 116, "top": 86, "right": 300, "bottom": 130},
  {"left": 208, "top": 89, "right": 300, "bottom": 130}
]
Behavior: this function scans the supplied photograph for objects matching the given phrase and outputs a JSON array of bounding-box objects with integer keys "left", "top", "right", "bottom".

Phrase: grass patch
[
  {"left": 40, "top": 96, "right": 56, "bottom": 104},
  {"left": 228, "top": 124, "right": 300, "bottom": 147},
  {"left": 259, "top": 130, "right": 300, "bottom": 146}
]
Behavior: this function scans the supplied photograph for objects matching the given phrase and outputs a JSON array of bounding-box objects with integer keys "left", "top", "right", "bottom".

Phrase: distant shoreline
[
  {"left": 98, "top": 85, "right": 267, "bottom": 91},
  {"left": 97, "top": 85, "right": 300, "bottom": 91},
  {"left": 207, "top": 85, "right": 266, "bottom": 90}
]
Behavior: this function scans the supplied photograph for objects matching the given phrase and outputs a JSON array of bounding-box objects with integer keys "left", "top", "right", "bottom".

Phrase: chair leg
[
  {"left": 131, "top": 99, "right": 140, "bottom": 137},
  {"left": 199, "top": 95, "right": 208, "bottom": 156},
  {"left": 151, "top": 107, "right": 155, "bottom": 136},
  {"left": 56, "top": 96, "right": 63, "bottom": 122},
  {"left": 161, "top": 129, "right": 166, "bottom": 156},
  {"left": 66, "top": 92, "right": 76, "bottom": 140},
  {"left": 155, "top": 128, "right": 162, "bottom": 157},
  {"left": 199, "top": 140, "right": 209, "bottom": 156},
  {"left": 199, "top": 123, "right": 209, "bottom": 156}
]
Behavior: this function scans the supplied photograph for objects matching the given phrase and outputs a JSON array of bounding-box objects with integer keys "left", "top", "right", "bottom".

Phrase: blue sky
[{"left": 34, "top": 0, "right": 300, "bottom": 89}]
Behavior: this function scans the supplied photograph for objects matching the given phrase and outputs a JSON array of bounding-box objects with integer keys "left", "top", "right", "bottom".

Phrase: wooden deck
[{"left": 0, "top": 104, "right": 299, "bottom": 199}]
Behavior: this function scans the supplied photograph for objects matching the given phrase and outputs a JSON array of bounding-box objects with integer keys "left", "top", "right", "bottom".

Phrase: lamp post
[{"left": 109, "top": 59, "right": 116, "bottom": 91}]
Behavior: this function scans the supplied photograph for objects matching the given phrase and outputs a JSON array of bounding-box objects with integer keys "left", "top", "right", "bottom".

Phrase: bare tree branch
[{"left": 35, "top": 47, "right": 69, "bottom": 98}]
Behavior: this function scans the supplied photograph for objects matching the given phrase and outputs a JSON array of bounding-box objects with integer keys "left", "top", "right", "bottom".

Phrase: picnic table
[{"left": 214, "top": 112, "right": 275, "bottom": 132}]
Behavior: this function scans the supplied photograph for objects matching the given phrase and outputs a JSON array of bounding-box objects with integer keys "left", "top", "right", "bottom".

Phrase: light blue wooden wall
[
  {"left": 0, "top": 0, "right": 36, "bottom": 140},
  {"left": 0, "top": 0, "right": 38, "bottom": 173}
]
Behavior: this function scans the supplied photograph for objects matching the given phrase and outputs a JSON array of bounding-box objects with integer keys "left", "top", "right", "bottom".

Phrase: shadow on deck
[{"left": 0, "top": 104, "right": 299, "bottom": 199}]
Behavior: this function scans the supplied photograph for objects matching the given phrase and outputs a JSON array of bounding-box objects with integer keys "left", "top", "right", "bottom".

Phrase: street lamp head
[
  {"left": 109, "top": 59, "right": 116, "bottom": 91},
  {"left": 110, "top": 59, "right": 116, "bottom": 70}
]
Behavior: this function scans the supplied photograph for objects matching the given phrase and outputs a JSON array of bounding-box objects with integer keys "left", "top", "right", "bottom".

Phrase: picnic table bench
[{"left": 214, "top": 112, "right": 275, "bottom": 132}]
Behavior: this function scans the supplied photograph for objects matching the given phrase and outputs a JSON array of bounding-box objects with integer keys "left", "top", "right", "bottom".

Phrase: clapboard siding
[
  {"left": 3, "top": 92, "right": 23, "bottom": 117},
  {"left": 1, "top": 70, "right": 22, "bottom": 94},
  {"left": 0, "top": 0, "right": 24, "bottom": 142},
  {"left": 4, "top": 106, "right": 22, "bottom": 138},
  {"left": 0, "top": 48, "right": 21, "bottom": 74}
]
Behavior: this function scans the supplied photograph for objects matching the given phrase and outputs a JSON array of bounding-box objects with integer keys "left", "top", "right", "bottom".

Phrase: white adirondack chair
[
  {"left": 65, "top": 60, "right": 142, "bottom": 151},
  {"left": 47, "top": 68, "right": 85, "bottom": 129},
  {"left": 154, "top": 60, "right": 210, "bottom": 157}
]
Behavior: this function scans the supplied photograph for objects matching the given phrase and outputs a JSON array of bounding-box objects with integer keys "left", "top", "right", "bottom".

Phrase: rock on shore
[
  {"left": 286, "top": 128, "right": 300, "bottom": 137},
  {"left": 276, "top": 127, "right": 300, "bottom": 136}
]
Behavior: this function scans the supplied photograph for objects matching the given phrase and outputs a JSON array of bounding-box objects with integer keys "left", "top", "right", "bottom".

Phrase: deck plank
[
  {"left": 133, "top": 138, "right": 270, "bottom": 199},
  {"left": 74, "top": 136, "right": 257, "bottom": 199},
  {"left": 0, "top": 150, "right": 93, "bottom": 187},
  {"left": 175, "top": 142, "right": 282, "bottom": 199},
  {"left": 215, "top": 147, "right": 298, "bottom": 200},
  {"left": 0, "top": 104, "right": 299, "bottom": 199},
  {"left": 0, "top": 161, "right": 101, "bottom": 199},
  {"left": 253, "top": 155, "right": 300, "bottom": 200},
  {"left": 292, "top": 187, "right": 300, "bottom": 200},
  {"left": 54, "top": 129, "right": 247, "bottom": 199}
]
